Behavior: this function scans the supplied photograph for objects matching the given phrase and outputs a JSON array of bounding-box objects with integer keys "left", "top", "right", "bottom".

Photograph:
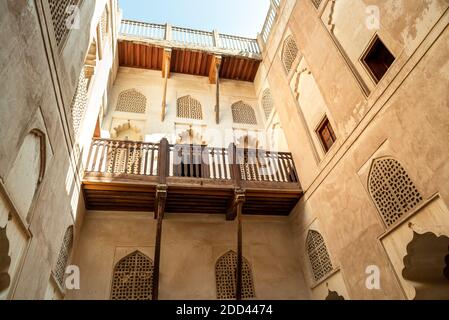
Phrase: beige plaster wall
[
  {"left": 69, "top": 211, "right": 310, "bottom": 300},
  {"left": 264, "top": 0, "right": 449, "bottom": 300},
  {"left": 0, "top": 0, "right": 118, "bottom": 299},
  {"left": 2, "top": 0, "right": 448, "bottom": 301},
  {"left": 102, "top": 67, "right": 286, "bottom": 150}
]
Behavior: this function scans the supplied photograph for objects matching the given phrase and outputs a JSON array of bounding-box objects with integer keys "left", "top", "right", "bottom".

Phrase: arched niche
[
  {"left": 215, "top": 250, "right": 255, "bottom": 300},
  {"left": 5, "top": 129, "right": 46, "bottom": 221},
  {"left": 176, "top": 128, "right": 206, "bottom": 146},
  {"left": 111, "top": 121, "right": 143, "bottom": 141},
  {"left": 402, "top": 231, "right": 449, "bottom": 300}
]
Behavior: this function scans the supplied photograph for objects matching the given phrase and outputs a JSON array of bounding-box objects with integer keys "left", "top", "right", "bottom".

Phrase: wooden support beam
[
  {"left": 226, "top": 188, "right": 245, "bottom": 221},
  {"left": 161, "top": 49, "right": 171, "bottom": 121},
  {"left": 161, "top": 48, "right": 172, "bottom": 78},
  {"left": 152, "top": 184, "right": 167, "bottom": 300},
  {"left": 209, "top": 55, "right": 221, "bottom": 84}
]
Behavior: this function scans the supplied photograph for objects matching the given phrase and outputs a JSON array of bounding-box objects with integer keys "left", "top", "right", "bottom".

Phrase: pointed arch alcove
[
  {"left": 368, "top": 157, "right": 423, "bottom": 228},
  {"left": 306, "top": 229, "right": 333, "bottom": 282},
  {"left": 110, "top": 251, "right": 154, "bottom": 300},
  {"left": 281, "top": 35, "right": 299, "bottom": 74},
  {"left": 215, "top": 250, "right": 255, "bottom": 300}
]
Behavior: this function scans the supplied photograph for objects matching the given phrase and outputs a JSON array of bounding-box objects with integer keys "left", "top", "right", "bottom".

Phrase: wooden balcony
[{"left": 82, "top": 138, "right": 303, "bottom": 218}]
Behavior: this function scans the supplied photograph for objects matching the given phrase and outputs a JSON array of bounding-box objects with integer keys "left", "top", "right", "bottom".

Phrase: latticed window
[
  {"left": 311, "top": 0, "right": 323, "bottom": 9},
  {"left": 116, "top": 89, "right": 147, "bottom": 113},
  {"left": 282, "top": 35, "right": 299, "bottom": 74},
  {"left": 368, "top": 158, "right": 423, "bottom": 227},
  {"left": 48, "top": 0, "right": 80, "bottom": 47},
  {"left": 100, "top": 6, "right": 109, "bottom": 42},
  {"left": 231, "top": 101, "right": 257, "bottom": 125},
  {"left": 54, "top": 226, "right": 74, "bottom": 287},
  {"left": 306, "top": 230, "right": 333, "bottom": 282},
  {"left": 111, "top": 251, "right": 153, "bottom": 300},
  {"left": 70, "top": 67, "right": 89, "bottom": 137},
  {"left": 215, "top": 251, "right": 255, "bottom": 300},
  {"left": 177, "top": 96, "right": 203, "bottom": 120},
  {"left": 261, "top": 89, "right": 274, "bottom": 120}
]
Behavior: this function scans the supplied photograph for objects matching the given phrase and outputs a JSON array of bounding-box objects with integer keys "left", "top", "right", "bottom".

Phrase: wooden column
[
  {"left": 236, "top": 196, "right": 244, "bottom": 300},
  {"left": 227, "top": 141, "right": 245, "bottom": 300},
  {"left": 152, "top": 184, "right": 167, "bottom": 300},
  {"left": 161, "top": 49, "right": 171, "bottom": 121},
  {"left": 152, "top": 138, "right": 169, "bottom": 300},
  {"left": 225, "top": 189, "right": 245, "bottom": 299}
]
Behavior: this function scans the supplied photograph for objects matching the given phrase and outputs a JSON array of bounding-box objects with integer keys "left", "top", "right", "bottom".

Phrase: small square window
[
  {"left": 317, "top": 117, "right": 336, "bottom": 153},
  {"left": 362, "top": 36, "right": 395, "bottom": 83}
]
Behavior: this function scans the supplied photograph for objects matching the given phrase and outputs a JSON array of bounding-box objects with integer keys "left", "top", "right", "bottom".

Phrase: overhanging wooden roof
[{"left": 118, "top": 20, "right": 262, "bottom": 82}]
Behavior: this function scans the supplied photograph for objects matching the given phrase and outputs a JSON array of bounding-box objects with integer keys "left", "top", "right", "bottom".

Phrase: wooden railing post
[
  {"left": 165, "top": 23, "right": 172, "bottom": 41},
  {"left": 213, "top": 29, "right": 221, "bottom": 48},
  {"left": 158, "top": 138, "right": 169, "bottom": 184},
  {"left": 228, "top": 143, "right": 241, "bottom": 188}
]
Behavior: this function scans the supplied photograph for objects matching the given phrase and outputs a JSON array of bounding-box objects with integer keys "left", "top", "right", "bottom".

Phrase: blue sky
[{"left": 118, "top": 0, "right": 270, "bottom": 38}]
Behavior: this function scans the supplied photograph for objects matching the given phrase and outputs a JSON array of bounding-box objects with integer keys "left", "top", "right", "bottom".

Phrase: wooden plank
[
  {"left": 183, "top": 51, "right": 191, "bottom": 74},
  {"left": 195, "top": 52, "right": 203, "bottom": 75},
  {"left": 86, "top": 206, "right": 153, "bottom": 212}
]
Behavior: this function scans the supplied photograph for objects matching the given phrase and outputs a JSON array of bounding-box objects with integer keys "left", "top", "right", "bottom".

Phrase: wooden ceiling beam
[{"left": 161, "top": 48, "right": 172, "bottom": 78}]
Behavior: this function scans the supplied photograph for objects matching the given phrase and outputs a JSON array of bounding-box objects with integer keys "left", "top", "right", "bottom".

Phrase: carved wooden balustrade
[
  {"left": 83, "top": 138, "right": 302, "bottom": 216},
  {"left": 260, "top": 0, "right": 281, "bottom": 44},
  {"left": 120, "top": 20, "right": 261, "bottom": 55},
  {"left": 85, "top": 138, "right": 299, "bottom": 185}
]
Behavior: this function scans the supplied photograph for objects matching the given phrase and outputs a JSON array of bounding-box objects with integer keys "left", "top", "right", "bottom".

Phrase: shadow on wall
[
  {"left": 0, "top": 226, "right": 11, "bottom": 293},
  {"left": 402, "top": 231, "right": 449, "bottom": 300},
  {"left": 325, "top": 289, "right": 345, "bottom": 300}
]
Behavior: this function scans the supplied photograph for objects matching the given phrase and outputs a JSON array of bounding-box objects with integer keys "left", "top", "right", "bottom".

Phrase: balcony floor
[{"left": 82, "top": 174, "right": 302, "bottom": 216}]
